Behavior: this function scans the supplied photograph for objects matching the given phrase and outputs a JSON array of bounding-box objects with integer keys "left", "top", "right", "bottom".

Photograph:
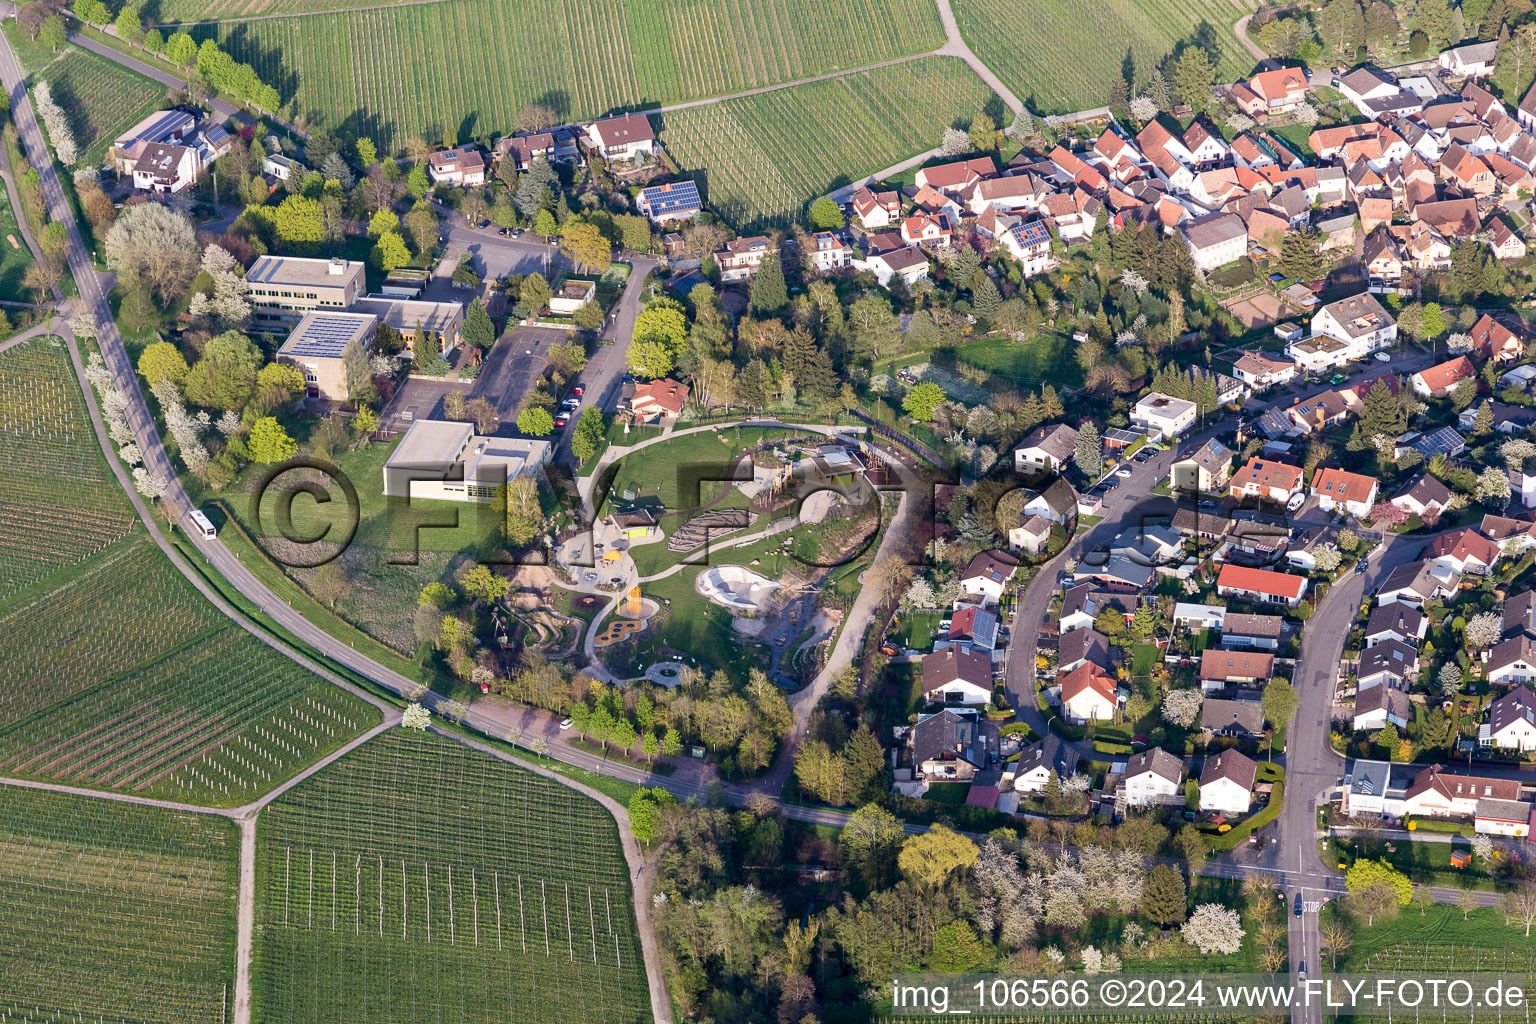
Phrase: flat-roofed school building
[
  {"left": 276, "top": 311, "right": 376, "bottom": 400},
  {"left": 383, "top": 419, "right": 552, "bottom": 502},
  {"left": 246, "top": 256, "right": 367, "bottom": 328}
]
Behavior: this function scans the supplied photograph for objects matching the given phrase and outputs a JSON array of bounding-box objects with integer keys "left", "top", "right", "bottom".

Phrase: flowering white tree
[
  {"left": 1464, "top": 611, "right": 1504, "bottom": 651},
  {"left": 1292, "top": 101, "right": 1320, "bottom": 126},
  {"left": 1478, "top": 465, "right": 1512, "bottom": 508},
  {"left": 1183, "top": 903, "right": 1244, "bottom": 954},
  {"left": 903, "top": 577, "right": 938, "bottom": 609},
  {"left": 1129, "top": 95, "right": 1158, "bottom": 120},
  {"left": 1115, "top": 329, "right": 1139, "bottom": 347},
  {"left": 1119, "top": 268, "right": 1149, "bottom": 295},
  {"left": 401, "top": 702, "right": 432, "bottom": 730},
  {"left": 941, "top": 127, "right": 972, "bottom": 155},
  {"left": 118, "top": 442, "right": 142, "bottom": 466},
  {"left": 33, "top": 81, "right": 78, "bottom": 166},
  {"left": 1446, "top": 332, "right": 1474, "bottom": 353},
  {"left": 1080, "top": 945, "right": 1105, "bottom": 974},
  {"left": 1225, "top": 113, "right": 1255, "bottom": 134},
  {"left": 440, "top": 699, "right": 469, "bottom": 724},
  {"left": 1060, "top": 773, "right": 1092, "bottom": 794},
  {"left": 1162, "top": 688, "right": 1203, "bottom": 727},
  {"left": 1502, "top": 438, "right": 1536, "bottom": 474},
  {"left": 1313, "top": 543, "right": 1342, "bottom": 573},
  {"left": 70, "top": 308, "right": 97, "bottom": 340},
  {"left": 1471, "top": 834, "right": 1494, "bottom": 861},
  {"left": 187, "top": 244, "right": 252, "bottom": 330},
  {"left": 132, "top": 465, "right": 167, "bottom": 499}
]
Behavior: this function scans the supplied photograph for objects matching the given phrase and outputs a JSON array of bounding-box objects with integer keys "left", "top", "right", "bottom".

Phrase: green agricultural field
[
  {"left": 0, "top": 786, "right": 238, "bottom": 1024},
  {"left": 187, "top": 0, "right": 945, "bottom": 152},
  {"left": 0, "top": 175, "right": 33, "bottom": 302},
  {"left": 4, "top": 24, "right": 167, "bottom": 165},
  {"left": 0, "top": 623, "right": 375, "bottom": 805},
  {"left": 252, "top": 729, "right": 648, "bottom": 1024},
  {"left": 660, "top": 57, "right": 997, "bottom": 230},
  {"left": 0, "top": 337, "right": 136, "bottom": 599},
  {"left": 952, "top": 0, "right": 1254, "bottom": 114}
]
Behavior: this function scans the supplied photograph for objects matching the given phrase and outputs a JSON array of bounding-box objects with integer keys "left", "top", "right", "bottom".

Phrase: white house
[
  {"left": 1122, "top": 748, "right": 1185, "bottom": 807},
  {"left": 1440, "top": 40, "right": 1499, "bottom": 78},
  {"left": 1486, "top": 636, "right": 1536, "bottom": 686},
  {"left": 584, "top": 113, "right": 657, "bottom": 161},
  {"left": 863, "top": 246, "right": 929, "bottom": 289},
  {"left": 1376, "top": 559, "right": 1458, "bottom": 607},
  {"left": 1013, "top": 422, "right": 1078, "bottom": 473},
  {"left": 999, "top": 219, "right": 1054, "bottom": 278},
  {"left": 1014, "top": 735, "right": 1081, "bottom": 794},
  {"left": 1475, "top": 798, "right": 1532, "bottom": 837},
  {"left": 1310, "top": 467, "right": 1380, "bottom": 517},
  {"left": 806, "top": 231, "right": 853, "bottom": 273},
  {"left": 1023, "top": 478, "right": 1078, "bottom": 525},
  {"left": 1288, "top": 292, "right": 1397, "bottom": 371},
  {"left": 1216, "top": 563, "right": 1308, "bottom": 608},
  {"left": 1183, "top": 212, "right": 1248, "bottom": 272},
  {"left": 1131, "top": 393, "right": 1197, "bottom": 441},
  {"left": 131, "top": 142, "right": 197, "bottom": 194},
  {"left": 1008, "top": 514, "right": 1053, "bottom": 555},
  {"left": 1401, "top": 765, "right": 1521, "bottom": 818},
  {"left": 1199, "top": 749, "right": 1257, "bottom": 815},
  {"left": 1059, "top": 662, "right": 1118, "bottom": 723},
  {"left": 1354, "top": 685, "right": 1411, "bottom": 732},
  {"left": 959, "top": 552, "right": 1014, "bottom": 605},
  {"left": 1480, "top": 685, "right": 1536, "bottom": 752},
  {"left": 920, "top": 646, "right": 994, "bottom": 705}
]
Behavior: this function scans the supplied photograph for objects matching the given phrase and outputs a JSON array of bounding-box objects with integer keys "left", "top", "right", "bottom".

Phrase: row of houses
[{"left": 1342, "top": 759, "right": 1533, "bottom": 836}]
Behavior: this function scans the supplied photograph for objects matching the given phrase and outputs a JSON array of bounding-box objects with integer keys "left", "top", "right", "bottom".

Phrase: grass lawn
[
  {"left": 599, "top": 425, "right": 801, "bottom": 514},
  {"left": 1131, "top": 642, "right": 1160, "bottom": 675},
  {"left": 0, "top": 170, "right": 33, "bottom": 302},
  {"left": 923, "top": 781, "right": 972, "bottom": 804},
  {"left": 891, "top": 610, "right": 942, "bottom": 650},
  {"left": 955, "top": 331, "right": 1084, "bottom": 390}
]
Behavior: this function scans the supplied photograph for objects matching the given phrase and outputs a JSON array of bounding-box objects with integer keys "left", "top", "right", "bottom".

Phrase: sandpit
[{"left": 696, "top": 564, "right": 779, "bottom": 614}]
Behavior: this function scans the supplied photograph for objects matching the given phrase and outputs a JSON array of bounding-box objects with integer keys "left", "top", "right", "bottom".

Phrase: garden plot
[
  {"left": 253, "top": 729, "right": 648, "bottom": 1024},
  {"left": 0, "top": 786, "right": 237, "bottom": 1024},
  {"left": 900, "top": 362, "right": 992, "bottom": 405}
]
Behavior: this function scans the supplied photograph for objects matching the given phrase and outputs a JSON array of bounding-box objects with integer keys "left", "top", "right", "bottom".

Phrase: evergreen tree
[
  {"left": 1039, "top": 385, "right": 1065, "bottom": 420},
  {"left": 747, "top": 252, "right": 787, "bottom": 318},
  {"left": 971, "top": 277, "right": 1002, "bottom": 322},
  {"left": 1075, "top": 420, "right": 1103, "bottom": 476},
  {"left": 1141, "top": 864, "right": 1188, "bottom": 927},
  {"left": 463, "top": 299, "right": 495, "bottom": 350}
]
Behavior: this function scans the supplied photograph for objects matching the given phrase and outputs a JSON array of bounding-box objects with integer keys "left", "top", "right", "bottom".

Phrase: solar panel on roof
[
  {"left": 643, "top": 180, "right": 700, "bottom": 216},
  {"left": 285, "top": 316, "right": 368, "bottom": 358}
]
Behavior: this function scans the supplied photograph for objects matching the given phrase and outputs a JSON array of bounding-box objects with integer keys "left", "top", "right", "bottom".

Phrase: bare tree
[
  {"left": 1319, "top": 918, "right": 1351, "bottom": 969},
  {"left": 104, "top": 203, "right": 198, "bottom": 303},
  {"left": 1504, "top": 884, "right": 1536, "bottom": 936}
]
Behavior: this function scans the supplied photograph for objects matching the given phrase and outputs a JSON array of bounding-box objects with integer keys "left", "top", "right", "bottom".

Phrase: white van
[{"left": 187, "top": 509, "right": 217, "bottom": 540}]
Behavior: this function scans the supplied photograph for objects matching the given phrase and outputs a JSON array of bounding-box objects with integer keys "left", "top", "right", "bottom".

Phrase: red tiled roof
[{"left": 1217, "top": 563, "right": 1307, "bottom": 600}]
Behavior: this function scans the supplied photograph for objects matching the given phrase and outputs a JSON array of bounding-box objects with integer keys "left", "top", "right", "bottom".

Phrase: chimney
[{"left": 328, "top": 258, "right": 345, "bottom": 276}]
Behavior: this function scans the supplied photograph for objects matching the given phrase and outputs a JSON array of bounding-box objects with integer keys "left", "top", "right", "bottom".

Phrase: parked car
[
  {"left": 1286, "top": 491, "right": 1306, "bottom": 513},
  {"left": 569, "top": 386, "right": 585, "bottom": 397},
  {"left": 1116, "top": 466, "right": 1134, "bottom": 477},
  {"left": 560, "top": 717, "right": 573, "bottom": 730},
  {"left": 1375, "top": 351, "right": 1392, "bottom": 362},
  {"left": 554, "top": 414, "right": 568, "bottom": 427},
  {"left": 512, "top": 228, "right": 524, "bottom": 238}
]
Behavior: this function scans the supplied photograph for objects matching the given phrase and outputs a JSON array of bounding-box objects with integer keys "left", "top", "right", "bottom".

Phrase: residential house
[
  {"left": 1481, "top": 685, "right": 1536, "bottom": 751},
  {"left": 1121, "top": 748, "right": 1186, "bottom": 807},
  {"left": 1216, "top": 563, "right": 1308, "bottom": 608},
  {"left": 1427, "top": 527, "right": 1500, "bottom": 575},
  {"left": 427, "top": 145, "right": 486, "bottom": 187},
  {"left": 275, "top": 311, "right": 377, "bottom": 401},
  {"left": 131, "top": 143, "right": 197, "bottom": 194},
  {"left": 1364, "top": 602, "right": 1427, "bottom": 647},
  {"left": 1470, "top": 313, "right": 1524, "bottom": 363},
  {"left": 1200, "top": 749, "right": 1258, "bottom": 814},
  {"left": 1058, "top": 584, "right": 1138, "bottom": 634},
  {"left": 1474, "top": 798, "right": 1533, "bottom": 837},
  {"left": 1485, "top": 635, "right": 1536, "bottom": 685},
  {"left": 1247, "top": 208, "right": 1292, "bottom": 256},
  {"left": 714, "top": 237, "right": 776, "bottom": 283},
  {"left": 909, "top": 709, "right": 996, "bottom": 782},
  {"left": 1232, "top": 351, "right": 1298, "bottom": 390},
  {"left": 1221, "top": 613, "right": 1284, "bottom": 650},
  {"left": 1248, "top": 67, "right": 1310, "bottom": 112},
  {"left": 1484, "top": 513, "right": 1536, "bottom": 554},
  {"left": 1440, "top": 40, "right": 1499, "bottom": 77},
  {"left": 492, "top": 132, "right": 555, "bottom": 171},
  {"left": 1175, "top": 603, "right": 1227, "bottom": 631},
  {"left": 549, "top": 279, "right": 596, "bottom": 315},
  {"left": 1171, "top": 438, "right": 1234, "bottom": 493},
  {"left": 1354, "top": 685, "right": 1412, "bottom": 732},
  {"left": 1489, "top": 218, "right": 1529, "bottom": 261},
  {"left": 1341, "top": 759, "right": 1413, "bottom": 816},
  {"left": 635, "top": 180, "right": 702, "bottom": 224},
  {"left": 999, "top": 219, "right": 1054, "bottom": 277},
  {"left": 921, "top": 646, "right": 995, "bottom": 705},
  {"left": 110, "top": 109, "right": 196, "bottom": 174},
  {"left": 1059, "top": 662, "right": 1118, "bottom": 723},
  {"left": 1357, "top": 639, "right": 1418, "bottom": 691},
  {"left": 584, "top": 113, "right": 657, "bottom": 161},
  {"left": 1296, "top": 292, "right": 1398, "bottom": 369},
  {"left": 1391, "top": 475, "right": 1453, "bottom": 519},
  {"left": 1008, "top": 514, "right": 1053, "bottom": 556},
  {"left": 915, "top": 156, "right": 997, "bottom": 197},
  {"left": 1013, "top": 422, "right": 1078, "bottom": 473},
  {"left": 864, "top": 246, "right": 929, "bottom": 289},
  {"left": 1364, "top": 229, "right": 1405, "bottom": 284},
  {"left": 1014, "top": 734, "right": 1082, "bottom": 793},
  {"left": 1376, "top": 559, "right": 1458, "bottom": 607},
  {"left": 1229, "top": 458, "right": 1305, "bottom": 503},
  {"left": 959, "top": 552, "right": 1015, "bottom": 605},
  {"left": 1439, "top": 143, "right": 1496, "bottom": 196},
  {"left": 1024, "top": 477, "right": 1078, "bottom": 525},
  {"left": 1401, "top": 765, "right": 1521, "bottom": 818},
  {"left": 1058, "top": 627, "right": 1112, "bottom": 675},
  {"left": 629, "top": 378, "right": 690, "bottom": 422},
  {"left": 900, "top": 211, "right": 955, "bottom": 247},
  {"left": 1199, "top": 649, "right": 1274, "bottom": 692},
  {"left": 1183, "top": 212, "right": 1248, "bottom": 272},
  {"left": 1131, "top": 392, "right": 1197, "bottom": 441},
  {"left": 262, "top": 153, "right": 297, "bottom": 182},
  {"left": 850, "top": 187, "right": 900, "bottom": 229},
  {"left": 1201, "top": 697, "right": 1267, "bottom": 739},
  {"left": 1310, "top": 467, "right": 1380, "bottom": 517},
  {"left": 1392, "top": 426, "right": 1467, "bottom": 461},
  {"left": 946, "top": 606, "right": 1000, "bottom": 652},
  {"left": 1411, "top": 355, "right": 1477, "bottom": 397},
  {"left": 806, "top": 232, "right": 853, "bottom": 273},
  {"left": 1506, "top": 590, "right": 1536, "bottom": 639}
]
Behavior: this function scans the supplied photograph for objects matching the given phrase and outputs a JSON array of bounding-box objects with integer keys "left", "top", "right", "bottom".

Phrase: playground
[{"left": 695, "top": 564, "right": 780, "bottom": 615}]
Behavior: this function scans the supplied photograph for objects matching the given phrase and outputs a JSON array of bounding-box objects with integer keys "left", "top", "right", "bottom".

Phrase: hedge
[
  {"left": 1405, "top": 816, "right": 1476, "bottom": 836},
  {"left": 1209, "top": 781, "right": 1284, "bottom": 851},
  {"left": 1094, "top": 740, "right": 1134, "bottom": 755}
]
